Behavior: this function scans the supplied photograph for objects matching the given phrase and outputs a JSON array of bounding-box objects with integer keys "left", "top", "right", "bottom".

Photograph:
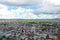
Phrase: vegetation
[
  {"left": 0, "top": 19, "right": 60, "bottom": 23},
  {"left": 2, "top": 35, "right": 15, "bottom": 40}
]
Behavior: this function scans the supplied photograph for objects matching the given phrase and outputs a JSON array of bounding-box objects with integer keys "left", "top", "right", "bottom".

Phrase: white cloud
[
  {"left": 0, "top": 0, "right": 41, "bottom": 6},
  {"left": 0, "top": 4, "right": 19, "bottom": 19},
  {"left": 46, "top": 0, "right": 60, "bottom": 5},
  {"left": 37, "top": 14, "right": 60, "bottom": 19},
  {"left": 33, "top": 1, "right": 60, "bottom": 15},
  {"left": 0, "top": 0, "right": 60, "bottom": 6},
  {"left": 0, "top": 4, "right": 38, "bottom": 19},
  {"left": 0, "top": 1, "right": 60, "bottom": 19},
  {"left": 38, "top": 14, "right": 53, "bottom": 19},
  {"left": 0, "top": 0, "right": 60, "bottom": 15},
  {"left": 1, "top": 0, "right": 60, "bottom": 6}
]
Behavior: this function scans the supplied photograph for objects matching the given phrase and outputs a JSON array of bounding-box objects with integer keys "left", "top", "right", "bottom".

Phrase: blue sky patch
[
  {"left": 19, "top": 13, "right": 23, "bottom": 17},
  {"left": 8, "top": 6, "right": 18, "bottom": 11},
  {"left": 22, "top": 6, "right": 39, "bottom": 10}
]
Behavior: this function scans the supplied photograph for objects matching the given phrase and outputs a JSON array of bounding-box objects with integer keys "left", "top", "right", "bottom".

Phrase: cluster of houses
[{"left": 0, "top": 21, "right": 60, "bottom": 40}]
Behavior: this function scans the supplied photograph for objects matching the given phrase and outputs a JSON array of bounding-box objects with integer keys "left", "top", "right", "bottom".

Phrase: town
[{"left": 0, "top": 20, "right": 60, "bottom": 40}]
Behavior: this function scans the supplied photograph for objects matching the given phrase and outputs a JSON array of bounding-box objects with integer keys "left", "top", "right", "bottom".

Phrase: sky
[{"left": 0, "top": 0, "right": 60, "bottom": 19}]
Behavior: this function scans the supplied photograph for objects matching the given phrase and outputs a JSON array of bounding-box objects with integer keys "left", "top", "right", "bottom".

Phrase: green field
[{"left": 0, "top": 19, "right": 60, "bottom": 23}]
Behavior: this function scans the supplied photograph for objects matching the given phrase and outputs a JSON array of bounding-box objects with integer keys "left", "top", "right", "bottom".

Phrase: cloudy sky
[{"left": 0, "top": 0, "right": 60, "bottom": 19}]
